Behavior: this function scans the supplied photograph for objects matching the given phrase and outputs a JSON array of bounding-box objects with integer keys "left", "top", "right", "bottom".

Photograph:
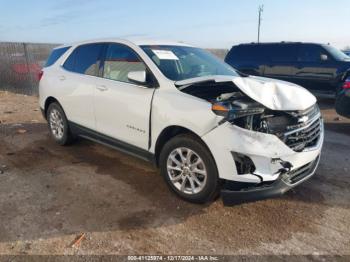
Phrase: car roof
[
  {"left": 53, "top": 38, "right": 193, "bottom": 50},
  {"left": 232, "top": 42, "right": 328, "bottom": 47}
]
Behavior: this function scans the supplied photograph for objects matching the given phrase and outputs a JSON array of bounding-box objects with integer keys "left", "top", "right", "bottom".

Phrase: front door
[
  {"left": 294, "top": 44, "right": 337, "bottom": 95},
  {"left": 94, "top": 43, "right": 156, "bottom": 150}
]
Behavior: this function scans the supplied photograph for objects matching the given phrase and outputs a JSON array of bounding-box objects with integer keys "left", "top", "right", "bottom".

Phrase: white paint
[
  {"left": 201, "top": 122, "right": 323, "bottom": 182},
  {"left": 176, "top": 75, "right": 317, "bottom": 111},
  {"left": 39, "top": 38, "right": 323, "bottom": 186}
]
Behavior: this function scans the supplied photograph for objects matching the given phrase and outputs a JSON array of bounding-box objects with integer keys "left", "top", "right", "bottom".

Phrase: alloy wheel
[
  {"left": 167, "top": 147, "right": 207, "bottom": 195},
  {"left": 49, "top": 108, "right": 64, "bottom": 140}
]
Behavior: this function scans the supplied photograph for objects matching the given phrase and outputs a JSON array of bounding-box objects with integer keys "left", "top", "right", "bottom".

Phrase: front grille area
[
  {"left": 283, "top": 156, "right": 320, "bottom": 184},
  {"left": 283, "top": 105, "right": 322, "bottom": 152}
]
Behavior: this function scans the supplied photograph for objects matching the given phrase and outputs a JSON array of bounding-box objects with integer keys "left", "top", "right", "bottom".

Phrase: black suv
[{"left": 225, "top": 42, "right": 350, "bottom": 97}]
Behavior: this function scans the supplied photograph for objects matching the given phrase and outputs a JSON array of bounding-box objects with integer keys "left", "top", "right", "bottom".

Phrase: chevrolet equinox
[{"left": 39, "top": 39, "right": 324, "bottom": 205}]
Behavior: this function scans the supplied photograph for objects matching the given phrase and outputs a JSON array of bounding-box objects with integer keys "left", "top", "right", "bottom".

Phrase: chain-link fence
[
  {"left": 0, "top": 42, "right": 228, "bottom": 96},
  {"left": 0, "top": 42, "right": 58, "bottom": 95}
]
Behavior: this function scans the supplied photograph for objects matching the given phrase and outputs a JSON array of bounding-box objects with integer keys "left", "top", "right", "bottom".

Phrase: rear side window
[
  {"left": 226, "top": 45, "right": 266, "bottom": 62},
  {"left": 63, "top": 43, "right": 103, "bottom": 76},
  {"left": 102, "top": 43, "right": 146, "bottom": 83},
  {"left": 267, "top": 44, "right": 297, "bottom": 62},
  {"left": 45, "top": 47, "right": 70, "bottom": 67}
]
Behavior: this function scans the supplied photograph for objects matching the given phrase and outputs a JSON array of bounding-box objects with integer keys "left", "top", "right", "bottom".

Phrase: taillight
[
  {"left": 37, "top": 70, "right": 44, "bottom": 81},
  {"left": 343, "top": 79, "right": 350, "bottom": 89}
]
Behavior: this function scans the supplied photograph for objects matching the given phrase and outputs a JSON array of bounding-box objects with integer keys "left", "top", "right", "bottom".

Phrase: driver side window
[
  {"left": 103, "top": 44, "right": 146, "bottom": 83},
  {"left": 298, "top": 45, "right": 327, "bottom": 62}
]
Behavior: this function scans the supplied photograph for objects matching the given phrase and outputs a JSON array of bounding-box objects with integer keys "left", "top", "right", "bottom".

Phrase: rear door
[
  {"left": 295, "top": 44, "right": 338, "bottom": 94},
  {"left": 58, "top": 43, "right": 104, "bottom": 129},
  {"left": 263, "top": 44, "right": 297, "bottom": 82},
  {"left": 93, "top": 43, "right": 156, "bottom": 150}
]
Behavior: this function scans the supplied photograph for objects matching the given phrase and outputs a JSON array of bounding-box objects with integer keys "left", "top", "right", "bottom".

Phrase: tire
[
  {"left": 159, "top": 134, "right": 219, "bottom": 204},
  {"left": 46, "top": 102, "right": 74, "bottom": 146}
]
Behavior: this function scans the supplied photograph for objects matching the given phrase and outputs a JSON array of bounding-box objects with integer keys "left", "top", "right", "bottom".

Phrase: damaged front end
[
  {"left": 221, "top": 155, "right": 321, "bottom": 205},
  {"left": 212, "top": 95, "right": 322, "bottom": 153},
  {"left": 178, "top": 76, "right": 324, "bottom": 205},
  {"left": 180, "top": 78, "right": 322, "bottom": 154}
]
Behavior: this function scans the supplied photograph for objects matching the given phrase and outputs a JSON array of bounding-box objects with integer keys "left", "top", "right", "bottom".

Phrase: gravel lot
[{"left": 0, "top": 91, "right": 349, "bottom": 256}]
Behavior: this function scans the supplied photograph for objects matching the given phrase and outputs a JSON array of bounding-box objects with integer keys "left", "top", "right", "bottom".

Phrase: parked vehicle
[
  {"left": 0, "top": 55, "right": 42, "bottom": 87},
  {"left": 335, "top": 77, "right": 350, "bottom": 118},
  {"left": 39, "top": 39, "right": 324, "bottom": 205},
  {"left": 225, "top": 42, "right": 350, "bottom": 98}
]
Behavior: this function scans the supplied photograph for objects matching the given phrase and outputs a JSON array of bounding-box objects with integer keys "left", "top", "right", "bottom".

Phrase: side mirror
[
  {"left": 128, "top": 70, "right": 147, "bottom": 85},
  {"left": 320, "top": 54, "right": 328, "bottom": 61}
]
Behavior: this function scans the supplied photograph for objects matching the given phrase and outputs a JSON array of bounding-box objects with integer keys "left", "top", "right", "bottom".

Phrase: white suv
[{"left": 39, "top": 38, "right": 324, "bottom": 205}]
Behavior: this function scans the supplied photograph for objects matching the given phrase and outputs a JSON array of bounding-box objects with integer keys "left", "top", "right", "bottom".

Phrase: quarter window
[
  {"left": 63, "top": 43, "right": 103, "bottom": 76},
  {"left": 102, "top": 44, "right": 146, "bottom": 83},
  {"left": 45, "top": 46, "right": 70, "bottom": 67}
]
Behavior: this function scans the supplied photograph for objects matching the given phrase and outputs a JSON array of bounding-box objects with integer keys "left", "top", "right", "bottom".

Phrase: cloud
[
  {"left": 40, "top": 12, "right": 78, "bottom": 27},
  {"left": 40, "top": 0, "right": 106, "bottom": 28},
  {"left": 50, "top": 0, "right": 96, "bottom": 11}
]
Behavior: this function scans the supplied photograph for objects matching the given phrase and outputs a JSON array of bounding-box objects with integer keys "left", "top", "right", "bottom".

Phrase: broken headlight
[
  {"left": 227, "top": 108, "right": 265, "bottom": 119},
  {"left": 211, "top": 99, "right": 265, "bottom": 126},
  {"left": 211, "top": 96, "right": 296, "bottom": 137}
]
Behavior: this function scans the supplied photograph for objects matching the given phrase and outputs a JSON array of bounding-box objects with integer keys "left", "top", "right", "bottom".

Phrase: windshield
[
  {"left": 323, "top": 45, "right": 350, "bottom": 61},
  {"left": 141, "top": 45, "right": 238, "bottom": 81}
]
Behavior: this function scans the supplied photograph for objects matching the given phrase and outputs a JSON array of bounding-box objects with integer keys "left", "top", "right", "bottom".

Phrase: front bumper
[
  {"left": 202, "top": 121, "right": 324, "bottom": 183},
  {"left": 201, "top": 113, "right": 324, "bottom": 204},
  {"left": 221, "top": 155, "right": 320, "bottom": 205}
]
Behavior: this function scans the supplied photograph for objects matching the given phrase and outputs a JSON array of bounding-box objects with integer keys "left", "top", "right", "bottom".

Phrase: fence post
[{"left": 23, "top": 42, "right": 35, "bottom": 95}]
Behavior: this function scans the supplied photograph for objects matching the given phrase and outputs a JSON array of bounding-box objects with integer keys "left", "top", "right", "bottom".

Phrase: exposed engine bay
[{"left": 181, "top": 81, "right": 322, "bottom": 153}]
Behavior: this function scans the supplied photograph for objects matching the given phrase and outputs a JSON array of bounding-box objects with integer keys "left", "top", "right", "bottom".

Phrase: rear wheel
[
  {"left": 46, "top": 102, "right": 74, "bottom": 145},
  {"left": 159, "top": 134, "right": 219, "bottom": 203}
]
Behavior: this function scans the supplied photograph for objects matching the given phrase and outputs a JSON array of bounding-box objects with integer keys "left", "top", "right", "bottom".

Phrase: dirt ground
[{"left": 0, "top": 91, "right": 349, "bottom": 256}]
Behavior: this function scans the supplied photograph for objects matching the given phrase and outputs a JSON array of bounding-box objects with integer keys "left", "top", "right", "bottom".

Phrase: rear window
[
  {"left": 45, "top": 47, "right": 70, "bottom": 67},
  {"left": 63, "top": 43, "right": 104, "bottom": 76}
]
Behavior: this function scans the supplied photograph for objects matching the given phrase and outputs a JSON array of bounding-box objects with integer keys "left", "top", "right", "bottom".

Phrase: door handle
[
  {"left": 96, "top": 85, "right": 108, "bottom": 91},
  {"left": 59, "top": 75, "right": 66, "bottom": 81}
]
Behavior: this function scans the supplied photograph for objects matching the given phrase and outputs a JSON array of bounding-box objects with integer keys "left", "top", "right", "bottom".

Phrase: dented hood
[{"left": 175, "top": 75, "right": 316, "bottom": 111}]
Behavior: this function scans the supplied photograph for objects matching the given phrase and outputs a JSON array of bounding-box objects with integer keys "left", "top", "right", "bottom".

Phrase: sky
[{"left": 0, "top": 0, "right": 349, "bottom": 49}]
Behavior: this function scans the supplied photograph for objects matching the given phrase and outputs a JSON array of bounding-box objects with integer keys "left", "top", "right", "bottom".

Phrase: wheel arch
[
  {"left": 44, "top": 96, "right": 60, "bottom": 118},
  {"left": 154, "top": 125, "right": 214, "bottom": 167}
]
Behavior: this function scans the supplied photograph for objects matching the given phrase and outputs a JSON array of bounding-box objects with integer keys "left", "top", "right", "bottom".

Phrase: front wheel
[{"left": 159, "top": 134, "right": 219, "bottom": 204}]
